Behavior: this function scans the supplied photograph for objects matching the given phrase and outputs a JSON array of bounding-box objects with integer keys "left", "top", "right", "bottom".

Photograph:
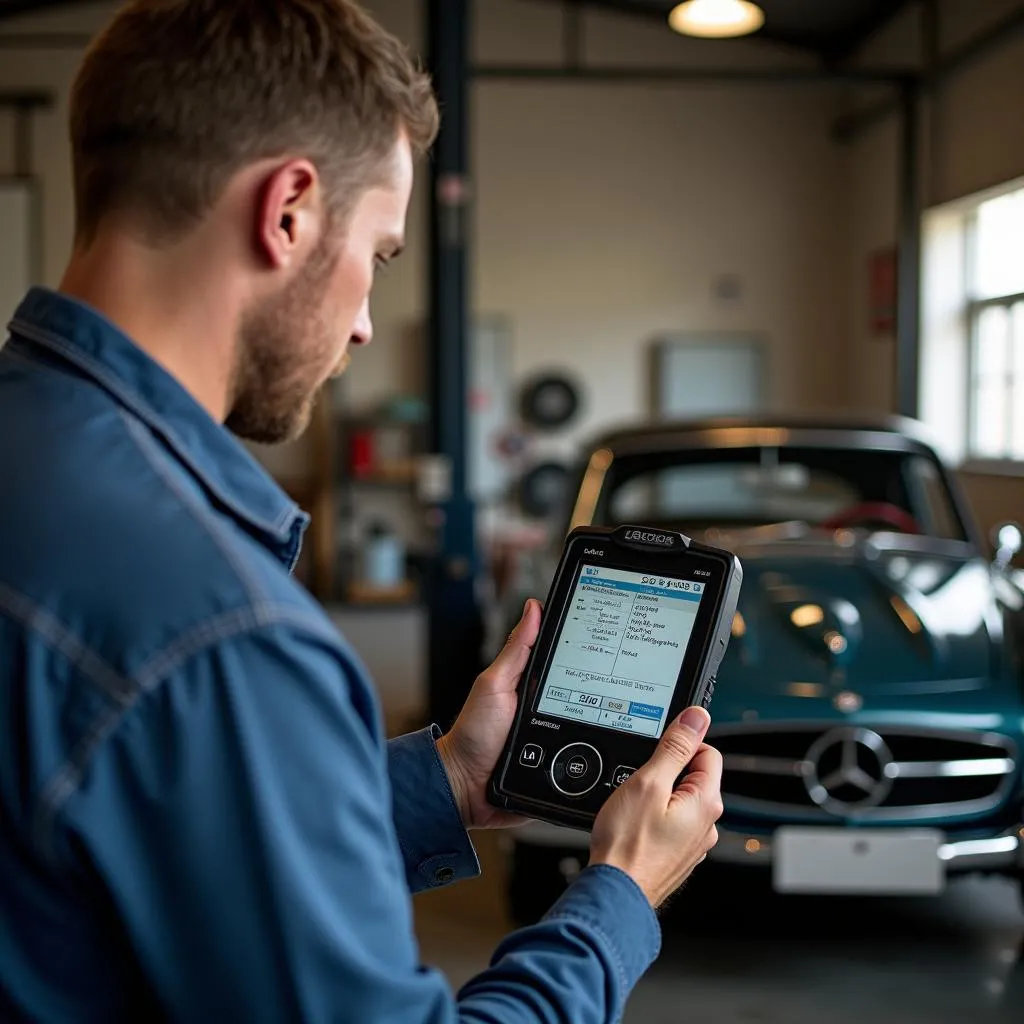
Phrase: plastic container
[{"left": 362, "top": 521, "right": 404, "bottom": 588}]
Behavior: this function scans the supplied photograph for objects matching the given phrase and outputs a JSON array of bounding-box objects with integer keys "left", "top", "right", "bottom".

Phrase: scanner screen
[{"left": 535, "top": 565, "right": 705, "bottom": 738}]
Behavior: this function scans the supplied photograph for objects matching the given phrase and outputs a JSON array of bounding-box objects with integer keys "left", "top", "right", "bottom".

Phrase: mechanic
[{"left": 0, "top": 2, "right": 724, "bottom": 1021}]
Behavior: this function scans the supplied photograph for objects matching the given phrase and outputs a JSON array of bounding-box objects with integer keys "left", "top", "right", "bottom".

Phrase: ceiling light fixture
[{"left": 668, "top": 0, "right": 765, "bottom": 39}]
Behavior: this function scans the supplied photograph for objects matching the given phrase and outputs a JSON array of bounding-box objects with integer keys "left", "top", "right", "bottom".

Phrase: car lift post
[
  {"left": 426, "top": 0, "right": 484, "bottom": 729},
  {"left": 895, "top": 79, "right": 922, "bottom": 420}
]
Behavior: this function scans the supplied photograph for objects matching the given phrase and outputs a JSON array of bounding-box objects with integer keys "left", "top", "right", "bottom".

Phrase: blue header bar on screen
[{"left": 578, "top": 576, "right": 702, "bottom": 603}]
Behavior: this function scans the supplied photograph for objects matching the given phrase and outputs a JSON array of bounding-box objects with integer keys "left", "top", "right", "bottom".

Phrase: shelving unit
[
  {"left": 272, "top": 316, "right": 515, "bottom": 613},
  {"left": 266, "top": 389, "right": 437, "bottom": 610},
  {"left": 332, "top": 394, "right": 435, "bottom": 609}
]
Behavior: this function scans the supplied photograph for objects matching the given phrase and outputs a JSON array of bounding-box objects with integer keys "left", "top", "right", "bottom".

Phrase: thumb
[
  {"left": 487, "top": 599, "right": 542, "bottom": 682},
  {"left": 643, "top": 706, "right": 711, "bottom": 785}
]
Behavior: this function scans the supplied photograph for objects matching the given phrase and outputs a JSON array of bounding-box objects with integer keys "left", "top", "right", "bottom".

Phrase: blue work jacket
[{"left": 0, "top": 288, "right": 660, "bottom": 1022}]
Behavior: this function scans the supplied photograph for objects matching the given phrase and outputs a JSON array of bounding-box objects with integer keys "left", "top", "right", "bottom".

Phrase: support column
[
  {"left": 896, "top": 79, "right": 922, "bottom": 419},
  {"left": 426, "top": 0, "right": 483, "bottom": 729}
]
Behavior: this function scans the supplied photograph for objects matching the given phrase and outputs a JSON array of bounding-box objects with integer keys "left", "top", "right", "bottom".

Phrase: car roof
[{"left": 588, "top": 413, "right": 944, "bottom": 460}]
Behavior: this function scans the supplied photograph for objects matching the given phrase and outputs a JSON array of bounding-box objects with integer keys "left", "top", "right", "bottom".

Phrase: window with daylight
[
  {"left": 920, "top": 178, "right": 1024, "bottom": 468},
  {"left": 967, "top": 187, "right": 1024, "bottom": 461}
]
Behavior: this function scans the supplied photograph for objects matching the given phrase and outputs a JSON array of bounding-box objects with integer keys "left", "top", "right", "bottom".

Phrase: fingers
[
  {"left": 676, "top": 744, "right": 724, "bottom": 794},
  {"left": 641, "top": 706, "right": 711, "bottom": 787},
  {"left": 485, "top": 599, "right": 542, "bottom": 684},
  {"left": 672, "top": 744, "right": 725, "bottom": 820}
]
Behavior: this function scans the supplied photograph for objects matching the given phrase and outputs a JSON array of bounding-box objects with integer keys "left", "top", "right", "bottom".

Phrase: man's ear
[{"left": 255, "top": 159, "right": 322, "bottom": 270}]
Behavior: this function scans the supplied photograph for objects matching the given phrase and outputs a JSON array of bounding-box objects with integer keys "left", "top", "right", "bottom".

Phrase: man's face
[{"left": 226, "top": 137, "right": 413, "bottom": 444}]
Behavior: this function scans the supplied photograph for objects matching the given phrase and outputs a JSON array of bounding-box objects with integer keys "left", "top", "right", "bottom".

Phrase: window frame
[{"left": 959, "top": 184, "right": 1024, "bottom": 474}]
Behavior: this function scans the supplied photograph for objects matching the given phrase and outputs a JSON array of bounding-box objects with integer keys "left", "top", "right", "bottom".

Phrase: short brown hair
[{"left": 69, "top": 0, "right": 438, "bottom": 246}]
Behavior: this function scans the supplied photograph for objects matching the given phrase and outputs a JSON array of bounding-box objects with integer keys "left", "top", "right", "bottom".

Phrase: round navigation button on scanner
[{"left": 551, "top": 743, "right": 603, "bottom": 797}]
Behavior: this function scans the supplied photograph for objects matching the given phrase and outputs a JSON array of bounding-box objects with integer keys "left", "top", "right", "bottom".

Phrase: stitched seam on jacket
[
  {"left": 0, "top": 582, "right": 135, "bottom": 706},
  {"left": 8, "top": 322, "right": 295, "bottom": 537},
  {"left": 133, "top": 605, "right": 269, "bottom": 682},
  {"left": 120, "top": 409, "right": 268, "bottom": 608},
  {"left": 31, "top": 603, "right": 343, "bottom": 862},
  {"left": 30, "top": 701, "right": 129, "bottom": 863}
]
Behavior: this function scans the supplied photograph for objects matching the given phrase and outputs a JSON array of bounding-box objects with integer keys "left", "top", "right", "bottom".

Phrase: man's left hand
[{"left": 436, "top": 598, "right": 542, "bottom": 830}]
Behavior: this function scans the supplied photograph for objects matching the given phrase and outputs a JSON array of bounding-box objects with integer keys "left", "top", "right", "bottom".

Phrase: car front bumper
[
  {"left": 511, "top": 821, "right": 1024, "bottom": 874},
  {"left": 711, "top": 825, "right": 1024, "bottom": 872}
]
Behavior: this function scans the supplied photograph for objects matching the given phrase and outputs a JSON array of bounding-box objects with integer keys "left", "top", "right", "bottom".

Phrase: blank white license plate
[{"left": 773, "top": 827, "right": 946, "bottom": 895}]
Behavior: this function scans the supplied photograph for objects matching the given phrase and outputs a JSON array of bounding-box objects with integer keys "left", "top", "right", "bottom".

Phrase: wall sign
[{"left": 868, "top": 246, "right": 898, "bottom": 337}]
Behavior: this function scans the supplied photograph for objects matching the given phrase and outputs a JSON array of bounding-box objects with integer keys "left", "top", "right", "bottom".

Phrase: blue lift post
[
  {"left": 426, "top": 0, "right": 485, "bottom": 729},
  {"left": 895, "top": 78, "right": 921, "bottom": 421}
]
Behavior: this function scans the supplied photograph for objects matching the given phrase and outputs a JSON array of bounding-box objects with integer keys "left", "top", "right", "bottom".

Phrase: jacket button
[{"left": 434, "top": 866, "right": 455, "bottom": 885}]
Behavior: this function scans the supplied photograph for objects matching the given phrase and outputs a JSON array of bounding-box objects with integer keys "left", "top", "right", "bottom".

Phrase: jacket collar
[{"left": 8, "top": 287, "right": 309, "bottom": 569}]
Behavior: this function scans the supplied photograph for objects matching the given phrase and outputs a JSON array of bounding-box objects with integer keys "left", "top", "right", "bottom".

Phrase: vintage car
[{"left": 504, "top": 415, "right": 1024, "bottom": 923}]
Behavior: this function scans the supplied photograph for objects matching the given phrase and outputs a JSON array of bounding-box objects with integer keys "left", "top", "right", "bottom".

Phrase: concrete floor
[{"left": 413, "top": 833, "right": 1024, "bottom": 1023}]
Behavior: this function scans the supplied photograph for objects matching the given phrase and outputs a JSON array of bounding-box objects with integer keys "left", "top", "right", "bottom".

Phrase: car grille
[{"left": 712, "top": 724, "right": 1018, "bottom": 821}]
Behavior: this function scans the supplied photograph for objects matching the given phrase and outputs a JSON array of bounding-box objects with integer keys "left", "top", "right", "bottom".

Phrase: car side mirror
[{"left": 992, "top": 521, "right": 1022, "bottom": 570}]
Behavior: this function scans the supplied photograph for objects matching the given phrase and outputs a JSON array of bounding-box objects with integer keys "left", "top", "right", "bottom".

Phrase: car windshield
[{"left": 595, "top": 444, "right": 968, "bottom": 542}]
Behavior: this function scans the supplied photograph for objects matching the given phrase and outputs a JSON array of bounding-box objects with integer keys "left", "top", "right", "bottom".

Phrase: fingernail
[
  {"left": 522, "top": 599, "right": 531, "bottom": 619},
  {"left": 678, "top": 706, "right": 711, "bottom": 735}
]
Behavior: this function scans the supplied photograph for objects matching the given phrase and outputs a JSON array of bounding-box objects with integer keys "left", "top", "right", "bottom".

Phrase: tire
[{"left": 507, "top": 840, "right": 585, "bottom": 927}]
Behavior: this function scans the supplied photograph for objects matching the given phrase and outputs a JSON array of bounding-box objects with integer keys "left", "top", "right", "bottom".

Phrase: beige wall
[
  {"left": 960, "top": 471, "right": 1024, "bottom": 547},
  {"left": 842, "top": 0, "right": 1024, "bottom": 539},
  {"left": 0, "top": 0, "right": 845, "bottom": 470}
]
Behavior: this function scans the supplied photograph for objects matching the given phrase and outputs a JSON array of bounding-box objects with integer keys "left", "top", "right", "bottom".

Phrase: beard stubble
[{"left": 226, "top": 238, "right": 341, "bottom": 445}]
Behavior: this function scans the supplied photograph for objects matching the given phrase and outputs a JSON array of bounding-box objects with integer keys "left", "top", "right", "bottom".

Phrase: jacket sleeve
[
  {"left": 58, "top": 616, "right": 661, "bottom": 1024},
  {"left": 387, "top": 726, "right": 481, "bottom": 894}
]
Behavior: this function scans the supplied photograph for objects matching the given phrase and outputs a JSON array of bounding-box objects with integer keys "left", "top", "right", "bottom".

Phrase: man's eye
[{"left": 374, "top": 256, "right": 390, "bottom": 276}]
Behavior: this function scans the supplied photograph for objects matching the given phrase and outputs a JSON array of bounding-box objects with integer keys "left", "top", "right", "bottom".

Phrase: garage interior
[{"left": 2, "top": 0, "right": 1024, "bottom": 1020}]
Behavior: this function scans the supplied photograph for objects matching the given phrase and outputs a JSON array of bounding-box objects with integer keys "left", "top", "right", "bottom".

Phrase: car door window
[{"left": 903, "top": 456, "right": 967, "bottom": 541}]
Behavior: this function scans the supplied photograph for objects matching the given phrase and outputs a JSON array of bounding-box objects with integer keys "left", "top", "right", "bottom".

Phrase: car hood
[{"left": 717, "top": 532, "right": 1022, "bottom": 708}]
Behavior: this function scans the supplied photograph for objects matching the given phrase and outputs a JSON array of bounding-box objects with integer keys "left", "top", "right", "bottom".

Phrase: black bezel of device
[{"left": 488, "top": 524, "right": 743, "bottom": 831}]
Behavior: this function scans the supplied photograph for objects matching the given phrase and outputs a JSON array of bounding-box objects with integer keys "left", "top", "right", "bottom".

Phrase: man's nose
[{"left": 351, "top": 299, "right": 373, "bottom": 347}]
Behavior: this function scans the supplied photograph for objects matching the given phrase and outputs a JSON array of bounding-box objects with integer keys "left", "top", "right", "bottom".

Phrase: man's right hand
[{"left": 589, "top": 706, "right": 723, "bottom": 908}]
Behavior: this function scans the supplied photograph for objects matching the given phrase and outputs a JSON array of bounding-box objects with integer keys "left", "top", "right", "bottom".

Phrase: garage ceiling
[
  {"left": 0, "top": 0, "right": 914, "bottom": 63},
  {"left": 0, "top": 0, "right": 78, "bottom": 18},
  {"left": 568, "top": 0, "right": 915, "bottom": 62}
]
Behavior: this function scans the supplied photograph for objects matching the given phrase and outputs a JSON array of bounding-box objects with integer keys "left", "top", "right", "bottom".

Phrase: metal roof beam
[
  {"left": 824, "top": 0, "right": 917, "bottom": 65},
  {"left": 474, "top": 63, "right": 910, "bottom": 83},
  {"left": 0, "top": 0, "right": 95, "bottom": 19},
  {"left": 833, "top": 3, "right": 1024, "bottom": 140},
  {"left": 0, "top": 89, "right": 51, "bottom": 107}
]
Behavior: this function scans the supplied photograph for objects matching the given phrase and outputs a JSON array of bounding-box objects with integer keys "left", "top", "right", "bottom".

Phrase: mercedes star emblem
[{"left": 804, "top": 727, "right": 894, "bottom": 814}]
